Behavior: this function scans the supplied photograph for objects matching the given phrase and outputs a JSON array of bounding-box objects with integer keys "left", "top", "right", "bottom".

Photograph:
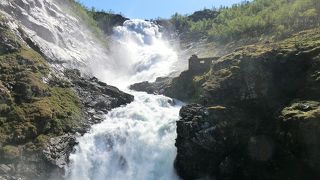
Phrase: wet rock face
[
  {"left": 43, "top": 134, "right": 77, "bottom": 169},
  {"left": 0, "top": 20, "right": 21, "bottom": 54},
  {"left": 64, "top": 69, "right": 134, "bottom": 132},
  {"left": 0, "top": 0, "right": 110, "bottom": 65}
]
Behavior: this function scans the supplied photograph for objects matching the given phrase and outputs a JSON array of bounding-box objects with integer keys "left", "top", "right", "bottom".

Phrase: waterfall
[
  {"left": 68, "top": 92, "right": 181, "bottom": 180},
  {"left": 67, "top": 20, "right": 182, "bottom": 180},
  {"left": 88, "top": 19, "right": 179, "bottom": 88},
  {"left": 0, "top": 1, "right": 183, "bottom": 179},
  {"left": 0, "top": 0, "right": 110, "bottom": 66}
]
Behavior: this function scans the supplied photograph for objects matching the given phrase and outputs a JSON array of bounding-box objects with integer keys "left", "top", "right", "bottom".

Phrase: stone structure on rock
[{"left": 188, "top": 54, "right": 219, "bottom": 74}]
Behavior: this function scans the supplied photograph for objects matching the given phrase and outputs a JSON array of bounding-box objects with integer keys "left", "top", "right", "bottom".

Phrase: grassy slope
[{"left": 167, "top": 0, "right": 320, "bottom": 55}]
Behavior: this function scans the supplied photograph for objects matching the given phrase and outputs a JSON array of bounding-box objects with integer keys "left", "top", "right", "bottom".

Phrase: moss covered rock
[
  {"left": 172, "top": 28, "right": 320, "bottom": 180},
  {"left": 0, "top": 15, "right": 83, "bottom": 179},
  {"left": 279, "top": 101, "right": 320, "bottom": 173}
]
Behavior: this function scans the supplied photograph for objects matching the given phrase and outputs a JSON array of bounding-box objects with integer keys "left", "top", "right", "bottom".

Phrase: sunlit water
[
  {"left": 0, "top": 2, "right": 183, "bottom": 178},
  {"left": 68, "top": 91, "right": 181, "bottom": 180},
  {"left": 67, "top": 20, "right": 182, "bottom": 180}
]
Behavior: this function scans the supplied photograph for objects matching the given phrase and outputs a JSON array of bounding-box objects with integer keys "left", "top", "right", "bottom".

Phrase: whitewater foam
[
  {"left": 68, "top": 91, "right": 181, "bottom": 180},
  {"left": 89, "top": 19, "right": 179, "bottom": 88},
  {"left": 68, "top": 19, "right": 182, "bottom": 180}
]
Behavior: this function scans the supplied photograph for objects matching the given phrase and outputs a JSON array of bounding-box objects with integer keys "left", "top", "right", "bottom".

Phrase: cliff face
[
  {"left": 0, "top": 15, "right": 133, "bottom": 180},
  {"left": 0, "top": 0, "right": 110, "bottom": 66},
  {"left": 174, "top": 29, "right": 320, "bottom": 180},
  {"left": 131, "top": 28, "right": 320, "bottom": 179}
]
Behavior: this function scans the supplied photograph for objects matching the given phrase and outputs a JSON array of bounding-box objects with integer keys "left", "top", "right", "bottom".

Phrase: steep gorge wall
[
  {"left": 174, "top": 29, "right": 320, "bottom": 180},
  {"left": 0, "top": 1, "right": 134, "bottom": 179}
]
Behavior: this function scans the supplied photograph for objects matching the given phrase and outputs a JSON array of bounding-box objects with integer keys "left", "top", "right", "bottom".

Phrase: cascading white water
[
  {"left": 68, "top": 20, "right": 183, "bottom": 180},
  {"left": 68, "top": 92, "right": 181, "bottom": 180},
  {"left": 0, "top": 1, "right": 184, "bottom": 178},
  {"left": 88, "top": 19, "right": 180, "bottom": 88}
]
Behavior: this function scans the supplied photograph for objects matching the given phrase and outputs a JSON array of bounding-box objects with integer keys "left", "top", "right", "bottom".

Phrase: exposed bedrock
[
  {"left": 132, "top": 29, "right": 320, "bottom": 180},
  {"left": 0, "top": 17, "right": 134, "bottom": 179}
]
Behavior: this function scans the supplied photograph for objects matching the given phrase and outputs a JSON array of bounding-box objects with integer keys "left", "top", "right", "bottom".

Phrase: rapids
[{"left": 67, "top": 20, "right": 183, "bottom": 180}]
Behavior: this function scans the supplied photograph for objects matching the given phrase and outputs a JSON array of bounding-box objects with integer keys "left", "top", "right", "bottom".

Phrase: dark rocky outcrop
[
  {"left": 188, "top": 9, "right": 219, "bottom": 22},
  {"left": 147, "top": 28, "right": 320, "bottom": 180},
  {"left": 91, "top": 11, "right": 129, "bottom": 35},
  {"left": 130, "top": 77, "right": 173, "bottom": 94},
  {"left": 63, "top": 69, "right": 134, "bottom": 132},
  {"left": 130, "top": 55, "right": 218, "bottom": 100},
  {"left": 175, "top": 104, "right": 255, "bottom": 180},
  {"left": 43, "top": 134, "right": 78, "bottom": 169}
]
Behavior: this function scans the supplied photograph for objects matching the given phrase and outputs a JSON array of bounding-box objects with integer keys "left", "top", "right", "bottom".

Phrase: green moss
[
  {"left": 208, "top": 105, "right": 227, "bottom": 110},
  {"left": 35, "top": 134, "right": 50, "bottom": 147},
  {"left": 281, "top": 101, "right": 320, "bottom": 122},
  {"left": 46, "top": 87, "right": 83, "bottom": 134},
  {"left": 2, "top": 145, "right": 20, "bottom": 159},
  {"left": 0, "top": 16, "right": 83, "bottom": 149},
  {"left": 0, "top": 104, "right": 10, "bottom": 114}
]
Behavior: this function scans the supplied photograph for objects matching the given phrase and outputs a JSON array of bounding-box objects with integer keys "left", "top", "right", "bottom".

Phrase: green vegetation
[
  {"left": 90, "top": 10, "right": 127, "bottom": 35},
  {"left": 56, "top": 0, "right": 106, "bottom": 41},
  {"left": 281, "top": 101, "right": 320, "bottom": 121},
  {"left": 166, "top": 27, "right": 320, "bottom": 104},
  {"left": 0, "top": 19, "right": 83, "bottom": 151},
  {"left": 170, "top": 0, "right": 320, "bottom": 44},
  {"left": 58, "top": 0, "right": 126, "bottom": 39},
  {"left": 2, "top": 145, "right": 20, "bottom": 159}
]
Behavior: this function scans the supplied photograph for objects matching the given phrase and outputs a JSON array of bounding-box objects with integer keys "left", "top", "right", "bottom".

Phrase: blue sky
[{"left": 79, "top": 0, "right": 245, "bottom": 19}]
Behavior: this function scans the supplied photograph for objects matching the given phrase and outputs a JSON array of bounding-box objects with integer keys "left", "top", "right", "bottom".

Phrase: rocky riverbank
[
  {"left": 0, "top": 15, "right": 133, "bottom": 180},
  {"left": 132, "top": 28, "right": 320, "bottom": 180}
]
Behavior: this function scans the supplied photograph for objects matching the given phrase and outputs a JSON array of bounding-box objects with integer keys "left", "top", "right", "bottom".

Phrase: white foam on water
[
  {"left": 68, "top": 91, "right": 181, "bottom": 180},
  {"left": 89, "top": 19, "right": 179, "bottom": 88},
  {"left": 68, "top": 20, "right": 182, "bottom": 180}
]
